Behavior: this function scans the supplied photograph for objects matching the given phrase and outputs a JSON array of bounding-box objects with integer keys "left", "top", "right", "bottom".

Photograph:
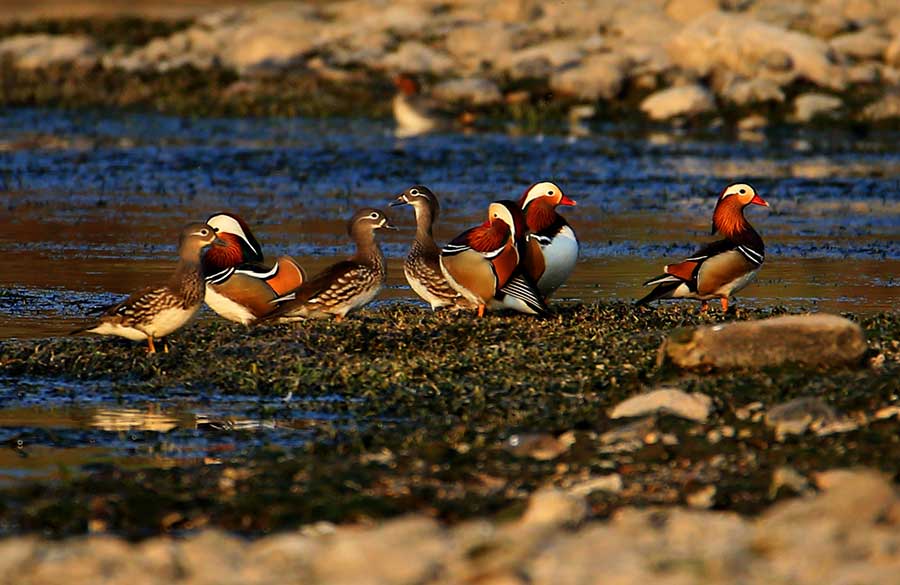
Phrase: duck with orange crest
[
  {"left": 202, "top": 212, "right": 306, "bottom": 325},
  {"left": 637, "top": 183, "right": 769, "bottom": 312},
  {"left": 440, "top": 201, "right": 547, "bottom": 317},
  {"left": 518, "top": 181, "right": 579, "bottom": 299}
]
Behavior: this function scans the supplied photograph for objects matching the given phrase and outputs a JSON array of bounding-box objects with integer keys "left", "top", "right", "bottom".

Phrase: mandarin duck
[
  {"left": 390, "top": 185, "right": 475, "bottom": 311},
  {"left": 393, "top": 74, "right": 443, "bottom": 137},
  {"left": 71, "top": 223, "right": 225, "bottom": 353},
  {"left": 519, "top": 181, "right": 578, "bottom": 299},
  {"left": 260, "top": 209, "right": 396, "bottom": 323},
  {"left": 440, "top": 200, "right": 547, "bottom": 317},
  {"left": 637, "top": 182, "right": 769, "bottom": 311},
  {"left": 202, "top": 212, "right": 306, "bottom": 325}
]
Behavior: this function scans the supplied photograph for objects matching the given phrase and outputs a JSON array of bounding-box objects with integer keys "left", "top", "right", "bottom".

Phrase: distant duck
[
  {"left": 261, "top": 209, "right": 396, "bottom": 323},
  {"left": 71, "top": 223, "right": 225, "bottom": 353},
  {"left": 203, "top": 212, "right": 306, "bottom": 325},
  {"left": 390, "top": 185, "right": 475, "bottom": 311},
  {"left": 518, "top": 181, "right": 578, "bottom": 299},
  {"left": 637, "top": 182, "right": 769, "bottom": 312},
  {"left": 393, "top": 74, "right": 444, "bottom": 137},
  {"left": 440, "top": 200, "right": 547, "bottom": 317}
]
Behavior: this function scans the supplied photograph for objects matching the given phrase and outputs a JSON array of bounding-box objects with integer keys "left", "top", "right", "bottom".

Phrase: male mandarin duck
[
  {"left": 71, "top": 223, "right": 225, "bottom": 353},
  {"left": 202, "top": 212, "right": 306, "bottom": 325},
  {"left": 637, "top": 182, "right": 769, "bottom": 311},
  {"left": 392, "top": 74, "right": 475, "bottom": 138},
  {"left": 260, "top": 209, "right": 396, "bottom": 323},
  {"left": 390, "top": 185, "right": 475, "bottom": 311},
  {"left": 440, "top": 200, "right": 547, "bottom": 317},
  {"left": 518, "top": 181, "right": 578, "bottom": 298}
]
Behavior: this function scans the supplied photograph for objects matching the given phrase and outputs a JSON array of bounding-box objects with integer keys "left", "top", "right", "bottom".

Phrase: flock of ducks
[{"left": 73, "top": 181, "right": 769, "bottom": 353}]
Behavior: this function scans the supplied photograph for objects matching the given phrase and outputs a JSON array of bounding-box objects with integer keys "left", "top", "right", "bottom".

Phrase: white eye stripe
[{"left": 410, "top": 189, "right": 419, "bottom": 195}]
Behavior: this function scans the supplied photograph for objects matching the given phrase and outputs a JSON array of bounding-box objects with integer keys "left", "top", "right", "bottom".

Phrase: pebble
[{"left": 609, "top": 387, "right": 713, "bottom": 423}]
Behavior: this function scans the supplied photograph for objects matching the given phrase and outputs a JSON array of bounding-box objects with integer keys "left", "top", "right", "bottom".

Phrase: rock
[
  {"left": 519, "top": 488, "right": 588, "bottom": 528},
  {"left": 665, "top": 0, "right": 720, "bottom": 24},
  {"left": 640, "top": 84, "right": 717, "bottom": 120},
  {"left": 0, "top": 34, "right": 97, "bottom": 69},
  {"left": 887, "top": 35, "right": 900, "bottom": 67},
  {"left": 847, "top": 62, "right": 881, "bottom": 83},
  {"left": 528, "top": 525, "right": 648, "bottom": 585},
  {"left": 0, "top": 537, "right": 36, "bottom": 576},
  {"left": 549, "top": 53, "right": 631, "bottom": 100},
  {"left": 242, "top": 533, "right": 316, "bottom": 582},
  {"left": 749, "top": 0, "right": 812, "bottom": 30},
  {"left": 721, "top": 77, "right": 786, "bottom": 105},
  {"left": 830, "top": 29, "right": 892, "bottom": 60},
  {"left": 792, "top": 92, "right": 844, "bottom": 121},
  {"left": 686, "top": 485, "right": 717, "bottom": 509},
  {"left": 610, "top": 387, "right": 712, "bottom": 422},
  {"left": 599, "top": 417, "right": 657, "bottom": 452},
  {"left": 432, "top": 77, "right": 503, "bottom": 105},
  {"left": 443, "top": 22, "right": 523, "bottom": 72},
  {"left": 738, "top": 113, "right": 769, "bottom": 130},
  {"left": 770, "top": 465, "right": 813, "bottom": 497},
  {"left": 661, "top": 314, "right": 867, "bottom": 370},
  {"left": 379, "top": 41, "right": 456, "bottom": 75},
  {"left": 568, "top": 474, "right": 624, "bottom": 496},
  {"left": 176, "top": 530, "right": 247, "bottom": 582},
  {"left": 861, "top": 89, "right": 900, "bottom": 120},
  {"left": 500, "top": 40, "right": 584, "bottom": 79},
  {"left": 610, "top": 5, "right": 680, "bottom": 45},
  {"left": 325, "top": 1, "right": 432, "bottom": 36},
  {"left": 764, "top": 397, "right": 839, "bottom": 438},
  {"left": 668, "top": 12, "right": 847, "bottom": 90},
  {"left": 310, "top": 516, "right": 447, "bottom": 585},
  {"left": 875, "top": 405, "right": 900, "bottom": 419}
]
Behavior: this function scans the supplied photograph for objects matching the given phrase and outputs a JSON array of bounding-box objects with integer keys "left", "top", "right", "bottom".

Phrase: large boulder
[
  {"left": 668, "top": 12, "right": 847, "bottom": 90},
  {"left": 830, "top": 29, "right": 892, "bottom": 60},
  {"left": 0, "top": 34, "right": 97, "bottom": 69},
  {"left": 550, "top": 53, "right": 632, "bottom": 100},
  {"left": 792, "top": 93, "right": 843, "bottom": 121},
  {"left": 609, "top": 387, "right": 712, "bottom": 422},
  {"left": 661, "top": 314, "right": 868, "bottom": 370}
]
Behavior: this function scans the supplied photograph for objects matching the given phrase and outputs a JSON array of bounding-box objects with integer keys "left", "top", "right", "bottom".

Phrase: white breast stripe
[
  {"left": 737, "top": 245, "right": 764, "bottom": 265},
  {"left": 500, "top": 274, "right": 544, "bottom": 313},
  {"left": 205, "top": 267, "right": 235, "bottom": 285},
  {"left": 685, "top": 255, "right": 709, "bottom": 262},
  {"left": 235, "top": 262, "right": 279, "bottom": 279},
  {"left": 441, "top": 243, "right": 470, "bottom": 255},
  {"left": 482, "top": 246, "right": 506, "bottom": 260},
  {"left": 271, "top": 292, "right": 296, "bottom": 304},
  {"left": 529, "top": 234, "right": 552, "bottom": 246}
]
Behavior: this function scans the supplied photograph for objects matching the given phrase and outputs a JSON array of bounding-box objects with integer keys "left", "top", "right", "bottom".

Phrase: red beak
[
  {"left": 750, "top": 193, "right": 769, "bottom": 207},
  {"left": 559, "top": 195, "right": 577, "bottom": 206}
]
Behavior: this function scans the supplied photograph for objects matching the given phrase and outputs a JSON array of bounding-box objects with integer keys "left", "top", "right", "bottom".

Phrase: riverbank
[
  {"left": 1, "top": 0, "right": 899, "bottom": 125},
  {"left": 0, "top": 304, "right": 897, "bottom": 539}
]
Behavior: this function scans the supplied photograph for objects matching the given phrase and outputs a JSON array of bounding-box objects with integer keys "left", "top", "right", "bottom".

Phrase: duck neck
[
  {"left": 352, "top": 228, "right": 385, "bottom": 271},
  {"left": 169, "top": 256, "right": 206, "bottom": 306},
  {"left": 523, "top": 200, "right": 558, "bottom": 234},
  {"left": 412, "top": 202, "right": 439, "bottom": 253},
  {"left": 713, "top": 200, "right": 764, "bottom": 251}
]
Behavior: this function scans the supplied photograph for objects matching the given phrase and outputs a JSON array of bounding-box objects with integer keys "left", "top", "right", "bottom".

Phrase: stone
[
  {"left": 665, "top": 0, "right": 720, "bottom": 24},
  {"left": 176, "top": 530, "right": 247, "bottom": 582},
  {"left": 443, "top": 22, "right": 523, "bottom": 72},
  {"left": 886, "top": 35, "right": 900, "bottom": 67},
  {"left": 380, "top": 41, "right": 456, "bottom": 75},
  {"left": 738, "top": 114, "right": 769, "bottom": 130},
  {"left": 770, "top": 465, "right": 813, "bottom": 497},
  {"left": 499, "top": 40, "right": 584, "bottom": 79},
  {"left": 431, "top": 77, "right": 503, "bottom": 105},
  {"left": 765, "top": 397, "right": 839, "bottom": 438},
  {"left": 640, "top": 84, "right": 717, "bottom": 120},
  {"left": 519, "top": 488, "right": 588, "bottom": 527},
  {"left": 610, "top": 387, "right": 712, "bottom": 422},
  {"left": 0, "top": 34, "right": 97, "bottom": 69},
  {"left": 549, "top": 53, "right": 631, "bottom": 100},
  {"left": 661, "top": 314, "right": 867, "bottom": 370},
  {"left": 310, "top": 516, "right": 447, "bottom": 585},
  {"left": 686, "top": 485, "right": 717, "bottom": 509},
  {"left": 527, "top": 525, "right": 649, "bottom": 585},
  {"left": 862, "top": 89, "right": 900, "bottom": 120},
  {"left": 830, "top": 29, "right": 892, "bottom": 60},
  {"left": 668, "top": 12, "right": 847, "bottom": 90},
  {"left": 0, "top": 537, "right": 37, "bottom": 576},
  {"left": 792, "top": 92, "right": 844, "bottom": 121},
  {"left": 721, "top": 77, "right": 786, "bottom": 105},
  {"left": 568, "top": 474, "right": 624, "bottom": 496}
]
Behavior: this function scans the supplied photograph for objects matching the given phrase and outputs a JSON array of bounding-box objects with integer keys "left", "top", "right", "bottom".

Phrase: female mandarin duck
[
  {"left": 518, "top": 181, "right": 578, "bottom": 298},
  {"left": 390, "top": 185, "right": 474, "bottom": 311},
  {"left": 202, "top": 212, "right": 306, "bottom": 325},
  {"left": 440, "top": 200, "right": 547, "bottom": 317},
  {"left": 261, "top": 209, "right": 396, "bottom": 323},
  {"left": 72, "top": 223, "right": 225, "bottom": 353},
  {"left": 637, "top": 182, "right": 769, "bottom": 311}
]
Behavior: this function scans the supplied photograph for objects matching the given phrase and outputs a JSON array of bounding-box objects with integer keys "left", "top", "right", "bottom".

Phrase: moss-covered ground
[{"left": 0, "top": 303, "right": 897, "bottom": 539}]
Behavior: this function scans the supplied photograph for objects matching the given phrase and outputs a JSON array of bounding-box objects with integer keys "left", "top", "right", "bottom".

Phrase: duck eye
[
  {"left": 369, "top": 212, "right": 379, "bottom": 219},
  {"left": 410, "top": 189, "right": 419, "bottom": 195},
  {"left": 739, "top": 189, "right": 746, "bottom": 194},
  {"left": 547, "top": 190, "right": 554, "bottom": 196},
  {"left": 199, "top": 229, "right": 209, "bottom": 236}
]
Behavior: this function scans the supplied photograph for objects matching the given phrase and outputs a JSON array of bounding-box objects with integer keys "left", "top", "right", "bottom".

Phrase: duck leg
[
  {"left": 147, "top": 337, "right": 157, "bottom": 354},
  {"left": 477, "top": 304, "right": 485, "bottom": 318},
  {"left": 720, "top": 298, "right": 729, "bottom": 312},
  {"left": 700, "top": 301, "right": 709, "bottom": 313}
]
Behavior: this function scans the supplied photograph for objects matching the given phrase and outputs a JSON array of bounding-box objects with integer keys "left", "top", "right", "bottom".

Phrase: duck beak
[
  {"left": 750, "top": 194, "right": 770, "bottom": 207},
  {"left": 381, "top": 219, "right": 399, "bottom": 230},
  {"left": 389, "top": 194, "right": 408, "bottom": 207},
  {"left": 559, "top": 195, "right": 577, "bottom": 206}
]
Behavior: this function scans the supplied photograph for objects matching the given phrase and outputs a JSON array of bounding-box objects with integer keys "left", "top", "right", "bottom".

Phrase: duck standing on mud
[
  {"left": 637, "top": 182, "right": 769, "bottom": 312},
  {"left": 202, "top": 212, "right": 306, "bottom": 325},
  {"left": 71, "top": 223, "right": 225, "bottom": 353},
  {"left": 518, "top": 181, "right": 579, "bottom": 299},
  {"left": 390, "top": 185, "right": 475, "bottom": 311},
  {"left": 260, "top": 208, "right": 396, "bottom": 323},
  {"left": 440, "top": 200, "right": 547, "bottom": 317}
]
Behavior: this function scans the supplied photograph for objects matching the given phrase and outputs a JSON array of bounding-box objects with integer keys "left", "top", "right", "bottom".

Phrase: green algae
[{"left": 0, "top": 303, "right": 898, "bottom": 538}]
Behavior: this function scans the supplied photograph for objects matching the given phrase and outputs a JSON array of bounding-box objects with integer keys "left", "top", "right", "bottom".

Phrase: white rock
[
  {"left": 443, "top": 22, "right": 523, "bottom": 72},
  {"left": 432, "top": 77, "right": 503, "bottom": 105},
  {"left": 792, "top": 92, "right": 843, "bottom": 121},
  {"left": 665, "top": 0, "right": 720, "bottom": 24},
  {"left": 722, "top": 77, "right": 786, "bottom": 105},
  {"left": 668, "top": 12, "right": 847, "bottom": 90},
  {"left": 550, "top": 53, "right": 631, "bottom": 100},
  {"left": 640, "top": 84, "right": 717, "bottom": 120},
  {"left": 830, "top": 29, "right": 892, "bottom": 60},
  {"left": 0, "top": 34, "right": 97, "bottom": 69},
  {"left": 568, "top": 474, "right": 623, "bottom": 496},
  {"left": 519, "top": 488, "right": 588, "bottom": 527},
  {"left": 610, "top": 387, "right": 713, "bottom": 422},
  {"left": 380, "top": 41, "right": 456, "bottom": 75},
  {"left": 885, "top": 35, "right": 900, "bottom": 67},
  {"left": 765, "top": 397, "right": 838, "bottom": 438},
  {"left": 499, "top": 39, "right": 584, "bottom": 79},
  {"left": 861, "top": 89, "right": 900, "bottom": 120}
]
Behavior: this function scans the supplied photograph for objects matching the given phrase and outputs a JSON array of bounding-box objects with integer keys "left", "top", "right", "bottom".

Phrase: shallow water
[{"left": 0, "top": 109, "right": 898, "bottom": 485}]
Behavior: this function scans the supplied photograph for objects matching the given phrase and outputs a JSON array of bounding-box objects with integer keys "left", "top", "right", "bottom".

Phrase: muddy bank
[
  {"left": 1, "top": 1, "right": 900, "bottom": 125},
  {"left": 0, "top": 304, "right": 897, "bottom": 538},
  {"left": 1, "top": 468, "right": 899, "bottom": 585}
]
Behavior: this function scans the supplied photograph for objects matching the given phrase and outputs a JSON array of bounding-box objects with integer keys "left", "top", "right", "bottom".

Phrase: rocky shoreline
[{"left": 1, "top": 0, "right": 899, "bottom": 125}]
